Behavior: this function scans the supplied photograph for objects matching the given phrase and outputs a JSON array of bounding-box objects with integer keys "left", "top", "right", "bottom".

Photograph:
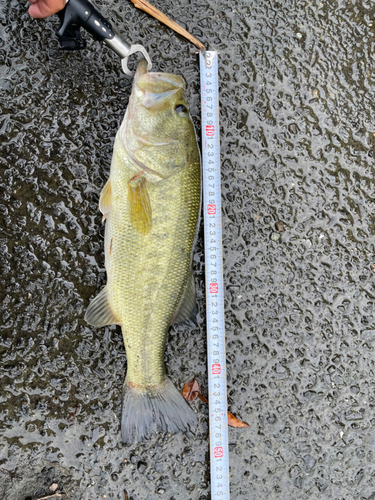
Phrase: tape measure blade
[{"left": 200, "top": 50, "right": 230, "bottom": 500}]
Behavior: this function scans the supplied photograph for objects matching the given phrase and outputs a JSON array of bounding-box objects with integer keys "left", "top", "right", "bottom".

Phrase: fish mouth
[
  {"left": 134, "top": 59, "right": 186, "bottom": 93},
  {"left": 134, "top": 58, "right": 148, "bottom": 81},
  {"left": 136, "top": 62, "right": 186, "bottom": 110}
]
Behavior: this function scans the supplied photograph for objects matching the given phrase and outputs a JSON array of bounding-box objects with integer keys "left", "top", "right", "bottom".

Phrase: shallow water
[{"left": 1, "top": 0, "right": 375, "bottom": 498}]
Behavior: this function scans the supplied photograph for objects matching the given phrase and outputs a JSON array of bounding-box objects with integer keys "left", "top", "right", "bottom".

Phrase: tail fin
[{"left": 121, "top": 377, "right": 197, "bottom": 444}]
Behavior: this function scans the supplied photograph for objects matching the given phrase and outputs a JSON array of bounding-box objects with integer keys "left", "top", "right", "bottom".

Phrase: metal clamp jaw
[{"left": 56, "top": 0, "right": 152, "bottom": 76}]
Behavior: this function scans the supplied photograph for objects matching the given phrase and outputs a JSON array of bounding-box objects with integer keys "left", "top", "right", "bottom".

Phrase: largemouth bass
[{"left": 85, "top": 60, "right": 201, "bottom": 444}]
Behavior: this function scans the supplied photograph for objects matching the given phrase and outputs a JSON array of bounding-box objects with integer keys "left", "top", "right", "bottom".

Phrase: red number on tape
[{"left": 206, "top": 125, "right": 215, "bottom": 136}]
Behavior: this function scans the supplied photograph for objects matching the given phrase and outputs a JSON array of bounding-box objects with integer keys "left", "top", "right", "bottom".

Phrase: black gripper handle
[{"left": 57, "top": 0, "right": 115, "bottom": 50}]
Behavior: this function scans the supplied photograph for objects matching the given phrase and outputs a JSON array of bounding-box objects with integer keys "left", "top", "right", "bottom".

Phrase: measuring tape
[{"left": 200, "top": 51, "right": 230, "bottom": 500}]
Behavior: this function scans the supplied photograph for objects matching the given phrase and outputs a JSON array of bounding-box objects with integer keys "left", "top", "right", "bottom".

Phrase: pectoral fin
[
  {"left": 128, "top": 173, "right": 152, "bottom": 235},
  {"left": 85, "top": 286, "right": 119, "bottom": 327},
  {"left": 99, "top": 178, "right": 112, "bottom": 221}
]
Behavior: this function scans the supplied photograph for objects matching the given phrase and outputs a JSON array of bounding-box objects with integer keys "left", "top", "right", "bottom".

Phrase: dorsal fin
[{"left": 172, "top": 272, "right": 197, "bottom": 324}]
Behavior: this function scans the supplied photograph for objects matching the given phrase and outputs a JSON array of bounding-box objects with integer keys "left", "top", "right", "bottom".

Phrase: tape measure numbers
[{"left": 200, "top": 51, "right": 230, "bottom": 500}]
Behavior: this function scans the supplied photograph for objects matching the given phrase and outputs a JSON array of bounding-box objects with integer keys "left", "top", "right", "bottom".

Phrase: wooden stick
[
  {"left": 129, "top": 0, "right": 206, "bottom": 51},
  {"left": 36, "top": 494, "right": 66, "bottom": 500}
]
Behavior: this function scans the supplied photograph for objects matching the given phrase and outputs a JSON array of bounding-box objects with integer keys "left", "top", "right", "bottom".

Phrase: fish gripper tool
[{"left": 56, "top": 0, "right": 152, "bottom": 76}]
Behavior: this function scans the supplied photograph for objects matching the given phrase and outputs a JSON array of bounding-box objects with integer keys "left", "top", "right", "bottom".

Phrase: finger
[
  {"left": 28, "top": 0, "right": 66, "bottom": 18},
  {"left": 28, "top": 5, "right": 48, "bottom": 18}
]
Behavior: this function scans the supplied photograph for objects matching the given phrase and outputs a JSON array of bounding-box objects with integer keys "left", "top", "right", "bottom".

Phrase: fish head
[{"left": 121, "top": 60, "right": 199, "bottom": 179}]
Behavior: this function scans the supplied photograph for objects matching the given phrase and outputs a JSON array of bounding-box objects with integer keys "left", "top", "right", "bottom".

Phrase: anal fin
[{"left": 85, "top": 286, "right": 119, "bottom": 327}]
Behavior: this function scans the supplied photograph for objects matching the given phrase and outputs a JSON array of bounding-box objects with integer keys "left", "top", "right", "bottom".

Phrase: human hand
[{"left": 28, "top": 0, "right": 66, "bottom": 18}]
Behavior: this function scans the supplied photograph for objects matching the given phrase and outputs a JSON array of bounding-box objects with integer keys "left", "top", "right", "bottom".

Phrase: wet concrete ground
[{"left": 1, "top": 0, "right": 375, "bottom": 498}]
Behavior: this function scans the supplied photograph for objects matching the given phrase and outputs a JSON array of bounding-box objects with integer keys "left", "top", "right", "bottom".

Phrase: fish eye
[{"left": 175, "top": 104, "right": 188, "bottom": 117}]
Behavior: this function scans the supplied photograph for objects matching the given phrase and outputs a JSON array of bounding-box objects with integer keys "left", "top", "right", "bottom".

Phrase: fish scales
[
  {"left": 85, "top": 60, "right": 201, "bottom": 443},
  {"left": 107, "top": 143, "right": 200, "bottom": 388}
]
